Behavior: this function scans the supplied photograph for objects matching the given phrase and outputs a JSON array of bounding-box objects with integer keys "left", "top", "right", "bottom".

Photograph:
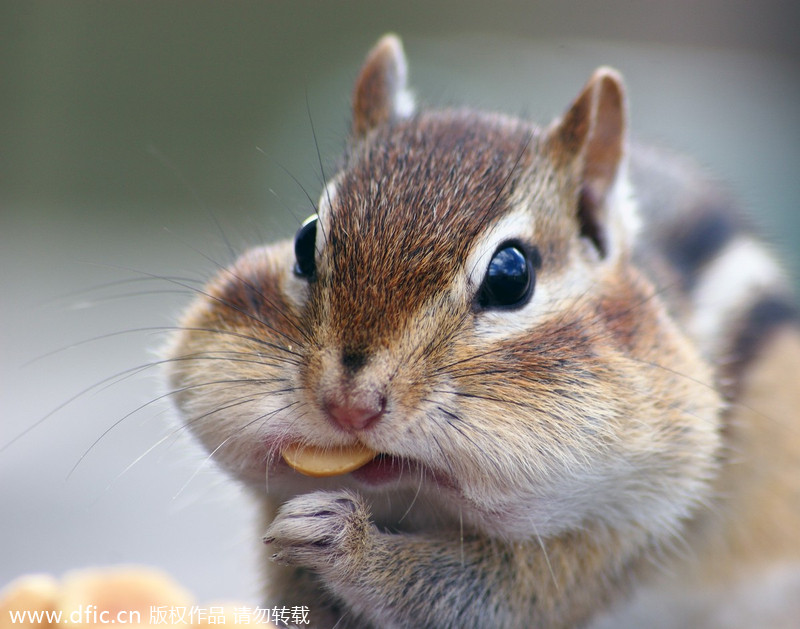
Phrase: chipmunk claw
[{"left": 264, "top": 490, "right": 374, "bottom": 572}]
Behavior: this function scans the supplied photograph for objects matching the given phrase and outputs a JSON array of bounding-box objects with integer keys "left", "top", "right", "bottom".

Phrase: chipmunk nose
[{"left": 324, "top": 395, "right": 386, "bottom": 432}]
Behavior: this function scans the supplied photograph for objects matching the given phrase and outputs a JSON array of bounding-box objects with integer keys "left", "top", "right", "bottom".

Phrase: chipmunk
[{"left": 164, "top": 35, "right": 800, "bottom": 628}]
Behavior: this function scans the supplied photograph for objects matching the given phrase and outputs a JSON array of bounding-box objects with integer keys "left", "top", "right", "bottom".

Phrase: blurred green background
[{"left": 2, "top": 0, "right": 798, "bottom": 601}]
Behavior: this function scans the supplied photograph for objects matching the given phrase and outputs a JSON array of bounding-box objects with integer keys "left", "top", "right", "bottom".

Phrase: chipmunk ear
[
  {"left": 352, "top": 34, "right": 415, "bottom": 139},
  {"left": 546, "top": 67, "right": 630, "bottom": 259}
]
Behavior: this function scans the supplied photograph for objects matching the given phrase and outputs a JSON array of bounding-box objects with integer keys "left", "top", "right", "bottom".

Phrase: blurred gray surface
[{"left": 2, "top": 1, "right": 799, "bottom": 603}]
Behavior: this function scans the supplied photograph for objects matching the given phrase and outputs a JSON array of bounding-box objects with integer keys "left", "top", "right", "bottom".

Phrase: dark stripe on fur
[
  {"left": 724, "top": 295, "right": 799, "bottom": 398},
  {"left": 663, "top": 206, "right": 739, "bottom": 292}
]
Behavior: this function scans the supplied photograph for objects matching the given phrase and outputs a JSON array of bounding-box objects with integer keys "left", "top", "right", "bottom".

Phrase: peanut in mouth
[{"left": 281, "top": 443, "right": 377, "bottom": 478}]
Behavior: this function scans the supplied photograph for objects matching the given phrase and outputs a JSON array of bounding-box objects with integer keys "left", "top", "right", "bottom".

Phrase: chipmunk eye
[
  {"left": 293, "top": 214, "right": 318, "bottom": 278},
  {"left": 477, "top": 243, "right": 537, "bottom": 309}
]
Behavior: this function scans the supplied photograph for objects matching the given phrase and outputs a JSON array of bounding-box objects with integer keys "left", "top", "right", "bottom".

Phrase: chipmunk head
[{"left": 166, "top": 35, "right": 722, "bottom": 540}]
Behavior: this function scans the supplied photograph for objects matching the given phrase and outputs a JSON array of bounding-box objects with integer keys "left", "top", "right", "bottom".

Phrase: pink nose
[{"left": 325, "top": 397, "right": 386, "bottom": 432}]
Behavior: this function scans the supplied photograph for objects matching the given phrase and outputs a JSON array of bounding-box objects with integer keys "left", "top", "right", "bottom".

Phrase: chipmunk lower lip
[
  {"left": 351, "top": 454, "right": 454, "bottom": 488},
  {"left": 350, "top": 454, "right": 409, "bottom": 485}
]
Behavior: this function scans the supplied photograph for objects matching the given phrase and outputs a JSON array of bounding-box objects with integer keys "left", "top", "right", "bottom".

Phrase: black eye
[
  {"left": 293, "top": 214, "right": 318, "bottom": 278},
  {"left": 477, "top": 243, "right": 537, "bottom": 309}
]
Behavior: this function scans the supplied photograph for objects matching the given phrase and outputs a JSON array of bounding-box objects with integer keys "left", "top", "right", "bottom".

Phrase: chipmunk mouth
[{"left": 279, "top": 443, "right": 454, "bottom": 488}]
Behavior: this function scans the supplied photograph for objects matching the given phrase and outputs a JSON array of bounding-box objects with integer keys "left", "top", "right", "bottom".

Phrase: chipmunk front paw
[{"left": 263, "top": 490, "right": 375, "bottom": 573}]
